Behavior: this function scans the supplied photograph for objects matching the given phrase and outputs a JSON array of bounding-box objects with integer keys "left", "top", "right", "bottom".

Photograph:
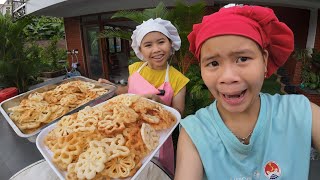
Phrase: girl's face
[
  {"left": 140, "top": 32, "right": 172, "bottom": 70},
  {"left": 200, "top": 35, "right": 268, "bottom": 114}
]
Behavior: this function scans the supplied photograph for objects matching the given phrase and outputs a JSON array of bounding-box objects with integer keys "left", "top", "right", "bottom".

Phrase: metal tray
[
  {"left": 36, "top": 94, "right": 181, "bottom": 180},
  {"left": 0, "top": 76, "right": 117, "bottom": 138}
]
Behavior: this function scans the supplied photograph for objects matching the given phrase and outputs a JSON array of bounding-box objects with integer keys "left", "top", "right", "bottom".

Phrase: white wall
[
  {"left": 306, "top": 8, "right": 318, "bottom": 54},
  {"left": 0, "top": 4, "right": 11, "bottom": 15}
]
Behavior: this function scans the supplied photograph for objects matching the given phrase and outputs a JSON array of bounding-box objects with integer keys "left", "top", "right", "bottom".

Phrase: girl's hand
[
  {"left": 98, "top": 78, "right": 113, "bottom": 84},
  {"left": 98, "top": 78, "right": 128, "bottom": 95}
]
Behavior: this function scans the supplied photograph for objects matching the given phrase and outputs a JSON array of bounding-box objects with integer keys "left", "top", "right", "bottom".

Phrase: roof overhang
[
  {"left": 25, "top": 0, "right": 196, "bottom": 17},
  {"left": 25, "top": 0, "right": 320, "bottom": 18}
]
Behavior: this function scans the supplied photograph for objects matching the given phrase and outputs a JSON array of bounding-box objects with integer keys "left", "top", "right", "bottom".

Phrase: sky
[{"left": 0, "top": 0, "right": 6, "bottom": 4}]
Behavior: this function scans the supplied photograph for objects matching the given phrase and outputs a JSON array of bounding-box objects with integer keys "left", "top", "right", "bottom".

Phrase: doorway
[
  {"left": 83, "top": 24, "right": 130, "bottom": 82},
  {"left": 83, "top": 25, "right": 104, "bottom": 80},
  {"left": 104, "top": 25, "right": 129, "bottom": 84}
]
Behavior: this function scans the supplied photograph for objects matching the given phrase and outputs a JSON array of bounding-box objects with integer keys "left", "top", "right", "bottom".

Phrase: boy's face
[
  {"left": 200, "top": 35, "right": 268, "bottom": 114},
  {"left": 140, "top": 32, "right": 172, "bottom": 70}
]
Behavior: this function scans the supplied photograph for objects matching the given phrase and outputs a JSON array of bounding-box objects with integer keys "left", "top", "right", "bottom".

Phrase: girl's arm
[
  {"left": 116, "top": 85, "right": 128, "bottom": 95},
  {"left": 175, "top": 128, "right": 203, "bottom": 180},
  {"left": 311, "top": 102, "right": 320, "bottom": 151},
  {"left": 98, "top": 78, "right": 128, "bottom": 95},
  {"left": 171, "top": 86, "right": 186, "bottom": 115}
]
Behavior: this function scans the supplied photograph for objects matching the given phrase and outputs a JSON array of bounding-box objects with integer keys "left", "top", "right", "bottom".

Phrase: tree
[
  {"left": 0, "top": 14, "right": 43, "bottom": 92},
  {"left": 24, "top": 16, "right": 65, "bottom": 40}
]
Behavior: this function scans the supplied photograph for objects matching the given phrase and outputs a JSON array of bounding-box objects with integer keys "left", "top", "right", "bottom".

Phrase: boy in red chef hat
[{"left": 175, "top": 4, "right": 320, "bottom": 180}]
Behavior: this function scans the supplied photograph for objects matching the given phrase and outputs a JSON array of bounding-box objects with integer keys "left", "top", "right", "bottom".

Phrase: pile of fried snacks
[
  {"left": 8, "top": 80, "right": 109, "bottom": 134},
  {"left": 44, "top": 94, "right": 176, "bottom": 180}
]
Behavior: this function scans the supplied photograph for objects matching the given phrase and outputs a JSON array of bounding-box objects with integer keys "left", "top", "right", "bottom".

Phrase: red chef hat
[{"left": 188, "top": 4, "right": 294, "bottom": 77}]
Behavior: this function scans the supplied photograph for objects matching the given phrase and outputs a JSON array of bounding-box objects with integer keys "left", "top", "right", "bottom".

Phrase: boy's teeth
[
  {"left": 224, "top": 91, "right": 245, "bottom": 98},
  {"left": 225, "top": 94, "right": 240, "bottom": 98}
]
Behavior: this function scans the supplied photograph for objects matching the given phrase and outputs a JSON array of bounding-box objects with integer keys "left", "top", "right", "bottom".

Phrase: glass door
[
  {"left": 83, "top": 26, "right": 104, "bottom": 80},
  {"left": 104, "top": 26, "right": 129, "bottom": 84}
]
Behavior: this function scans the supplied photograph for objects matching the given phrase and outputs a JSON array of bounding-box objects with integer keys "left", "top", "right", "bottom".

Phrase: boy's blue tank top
[{"left": 181, "top": 93, "right": 312, "bottom": 180}]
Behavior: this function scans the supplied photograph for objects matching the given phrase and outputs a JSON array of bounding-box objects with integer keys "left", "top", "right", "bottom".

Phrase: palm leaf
[
  {"left": 142, "top": 2, "right": 169, "bottom": 19},
  {"left": 168, "top": 0, "right": 205, "bottom": 31},
  {"left": 112, "top": 10, "right": 144, "bottom": 23},
  {"left": 167, "top": 0, "right": 205, "bottom": 55},
  {"left": 111, "top": 2, "right": 169, "bottom": 23},
  {"left": 98, "top": 29, "right": 131, "bottom": 40}
]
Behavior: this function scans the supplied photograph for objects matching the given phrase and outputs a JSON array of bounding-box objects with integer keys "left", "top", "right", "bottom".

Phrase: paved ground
[{"left": 0, "top": 114, "right": 43, "bottom": 180}]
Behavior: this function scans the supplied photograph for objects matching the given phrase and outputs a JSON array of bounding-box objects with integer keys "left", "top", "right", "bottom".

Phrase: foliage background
[
  {"left": 0, "top": 14, "right": 66, "bottom": 92},
  {"left": 24, "top": 16, "right": 65, "bottom": 40}
]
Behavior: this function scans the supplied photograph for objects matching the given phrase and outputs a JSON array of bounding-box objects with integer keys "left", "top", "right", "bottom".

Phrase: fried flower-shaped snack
[
  {"left": 75, "top": 146, "right": 108, "bottom": 179},
  {"left": 8, "top": 80, "right": 109, "bottom": 134},
  {"left": 141, "top": 123, "right": 159, "bottom": 151},
  {"left": 43, "top": 94, "right": 177, "bottom": 179}
]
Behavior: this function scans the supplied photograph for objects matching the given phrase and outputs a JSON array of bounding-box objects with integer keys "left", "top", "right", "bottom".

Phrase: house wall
[
  {"left": 314, "top": 10, "right": 320, "bottom": 50},
  {"left": 0, "top": 4, "right": 11, "bottom": 15},
  {"left": 272, "top": 6, "right": 309, "bottom": 49},
  {"left": 276, "top": 7, "right": 309, "bottom": 85},
  {"left": 205, "top": 5, "right": 309, "bottom": 48},
  {"left": 64, "top": 17, "right": 87, "bottom": 76},
  {"left": 297, "top": 87, "right": 320, "bottom": 106}
]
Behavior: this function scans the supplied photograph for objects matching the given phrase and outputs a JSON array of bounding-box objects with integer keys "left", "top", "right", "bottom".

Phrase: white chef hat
[{"left": 131, "top": 18, "right": 181, "bottom": 60}]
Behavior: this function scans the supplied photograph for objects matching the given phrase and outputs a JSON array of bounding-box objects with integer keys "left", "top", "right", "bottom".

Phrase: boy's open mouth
[
  {"left": 223, "top": 90, "right": 246, "bottom": 99},
  {"left": 222, "top": 90, "right": 247, "bottom": 105}
]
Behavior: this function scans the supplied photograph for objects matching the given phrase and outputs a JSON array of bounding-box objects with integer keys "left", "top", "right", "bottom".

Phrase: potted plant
[{"left": 40, "top": 36, "right": 67, "bottom": 78}]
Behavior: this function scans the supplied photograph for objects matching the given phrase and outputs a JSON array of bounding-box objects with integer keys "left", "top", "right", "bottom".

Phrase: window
[
  {"left": 108, "top": 38, "right": 115, "bottom": 53},
  {"left": 115, "top": 37, "right": 121, "bottom": 52},
  {"left": 6, "top": 7, "right": 10, "bottom": 15},
  {"left": 104, "top": 26, "right": 122, "bottom": 53}
]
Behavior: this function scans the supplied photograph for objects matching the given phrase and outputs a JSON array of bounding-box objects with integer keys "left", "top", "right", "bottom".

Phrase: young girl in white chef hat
[{"left": 99, "top": 18, "right": 189, "bottom": 175}]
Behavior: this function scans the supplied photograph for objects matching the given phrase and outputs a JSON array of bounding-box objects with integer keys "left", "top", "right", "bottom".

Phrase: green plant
[
  {"left": 293, "top": 48, "right": 309, "bottom": 64},
  {"left": 301, "top": 71, "right": 320, "bottom": 90},
  {"left": 311, "top": 48, "right": 320, "bottom": 64},
  {"left": 261, "top": 74, "right": 283, "bottom": 95},
  {"left": 184, "top": 64, "right": 212, "bottom": 116},
  {"left": 24, "top": 16, "right": 65, "bottom": 40},
  {"left": 99, "top": 0, "right": 208, "bottom": 115},
  {"left": 40, "top": 36, "right": 67, "bottom": 72},
  {"left": 0, "top": 14, "right": 43, "bottom": 92},
  {"left": 298, "top": 48, "right": 320, "bottom": 91}
]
